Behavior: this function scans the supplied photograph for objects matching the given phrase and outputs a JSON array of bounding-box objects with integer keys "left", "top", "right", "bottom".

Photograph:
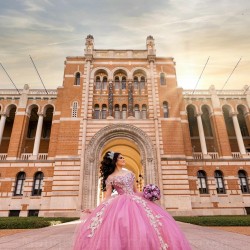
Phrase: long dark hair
[{"left": 100, "top": 151, "right": 120, "bottom": 191}]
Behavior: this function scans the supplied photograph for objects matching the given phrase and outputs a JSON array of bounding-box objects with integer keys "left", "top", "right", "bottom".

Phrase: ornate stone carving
[{"left": 108, "top": 81, "right": 113, "bottom": 117}]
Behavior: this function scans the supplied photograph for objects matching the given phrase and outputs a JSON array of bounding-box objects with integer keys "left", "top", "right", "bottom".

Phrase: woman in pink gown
[{"left": 73, "top": 151, "right": 192, "bottom": 250}]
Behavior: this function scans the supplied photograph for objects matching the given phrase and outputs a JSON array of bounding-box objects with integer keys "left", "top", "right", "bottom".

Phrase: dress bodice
[{"left": 105, "top": 171, "right": 135, "bottom": 195}]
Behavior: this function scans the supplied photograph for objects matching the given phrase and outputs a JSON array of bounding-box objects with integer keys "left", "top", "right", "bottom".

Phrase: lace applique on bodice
[{"left": 105, "top": 171, "right": 135, "bottom": 195}]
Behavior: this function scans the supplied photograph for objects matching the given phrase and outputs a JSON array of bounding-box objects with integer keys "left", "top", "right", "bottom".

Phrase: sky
[{"left": 0, "top": 0, "right": 249, "bottom": 91}]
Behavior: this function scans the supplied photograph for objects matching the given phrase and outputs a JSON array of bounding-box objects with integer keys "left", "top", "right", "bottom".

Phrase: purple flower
[{"left": 143, "top": 184, "right": 161, "bottom": 201}]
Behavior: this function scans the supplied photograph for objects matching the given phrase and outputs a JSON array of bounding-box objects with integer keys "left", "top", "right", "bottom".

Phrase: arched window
[
  {"left": 72, "top": 101, "right": 78, "bottom": 118},
  {"left": 122, "top": 104, "right": 127, "bottom": 119},
  {"left": 115, "top": 77, "right": 120, "bottom": 89},
  {"left": 134, "top": 104, "right": 140, "bottom": 119},
  {"left": 160, "top": 73, "right": 166, "bottom": 85},
  {"left": 239, "top": 170, "right": 249, "bottom": 193},
  {"left": 93, "top": 104, "right": 100, "bottom": 119},
  {"left": 32, "top": 172, "right": 44, "bottom": 196},
  {"left": 140, "top": 77, "right": 145, "bottom": 89},
  {"left": 237, "top": 106, "right": 249, "bottom": 137},
  {"left": 134, "top": 77, "right": 139, "bottom": 89},
  {"left": 14, "top": 172, "right": 26, "bottom": 196},
  {"left": 101, "top": 104, "right": 107, "bottom": 119},
  {"left": 74, "top": 72, "right": 80, "bottom": 86},
  {"left": 163, "top": 101, "right": 169, "bottom": 118},
  {"left": 114, "top": 104, "right": 120, "bottom": 119},
  {"left": 121, "top": 77, "right": 126, "bottom": 90},
  {"left": 96, "top": 76, "right": 101, "bottom": 89},
  {"left": 142, "top": 104, "right": 147, "bottom": 119},
  {"left": 215, "top": 170, "right": 226, "bottom": 194},
  {"left": 197, "top": 170, "right": 209, "bottom": 194},
  {"left": 102, "top": 77, "right": 107, "bottom": 90}
]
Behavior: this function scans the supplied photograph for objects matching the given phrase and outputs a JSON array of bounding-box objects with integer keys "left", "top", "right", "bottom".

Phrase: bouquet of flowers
[{"left": 143, "top": 184, "right": 161, "bottom": 201}]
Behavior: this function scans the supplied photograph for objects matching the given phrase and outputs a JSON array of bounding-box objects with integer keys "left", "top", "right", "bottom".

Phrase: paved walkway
[{"left": 0, "top": 220, "right": 249, "bottom": 250}]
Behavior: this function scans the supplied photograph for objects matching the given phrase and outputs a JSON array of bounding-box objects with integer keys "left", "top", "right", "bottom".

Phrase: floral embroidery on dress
[
  {"left": 87, "top": 195, "right": 117, "bottom": 238},
  {"left": 131, "top": 195, "right": 169, "bottom": 250}
]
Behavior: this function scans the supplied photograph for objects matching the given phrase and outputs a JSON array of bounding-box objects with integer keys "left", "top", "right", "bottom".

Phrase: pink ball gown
[{"left": 73, "top": 171, "right": 192, "bottom": 250}]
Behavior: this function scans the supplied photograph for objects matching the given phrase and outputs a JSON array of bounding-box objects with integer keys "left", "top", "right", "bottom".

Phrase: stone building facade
[{"left": 0, "top": 35, "right": 250, "bottom": 217}]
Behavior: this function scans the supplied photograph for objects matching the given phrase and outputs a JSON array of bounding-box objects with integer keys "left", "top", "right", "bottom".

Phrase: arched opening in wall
[
  {"left": 222, "top": 105, "right": 237, "bottom": 153},
  {"left": 122, "top": 104, "right": 127, "bottom": 119},
  {"left": 133, "top": 70, "right": 147, "bottom": 95},
  {"left": 0, "top": 105, "right": 16, "bottom": 153},
  {"left": 74, "top": 72, "right": 80, "bottom": 86},
  {"left": 94, "top": 69, "right": 108, "bottom": 93},
  {"left": 134, "top": 104, "right": 140, "bottom": 119},
  {"left": 142, "top": 104, "right": 147, "bottom": 119},
  {"left": 114, "top": 104, "right": 120, "bottom": 119},
  {"left": 186, "top": 105, "right": 200, "bottom": 153},
  {"left": 113, "top": 69, "right": 127, "bottom": 94},
  {"left": 93, "top": 104, "right": 100, "bottom": 119},
  {"left": 201, "top": 105, "right": 216, "bottom": 153},
  {"left": 101, "top": 104, "right": 107, "bottom": 119},
  {"left": 163, "top": 101, "right": 169, "bottom": 118},
  {"left": 24, "top": 106, "right": 39, "bottom": 154},
  {"left": 97, "top": 138, "right": 144, "bottom": 205},
  {"left": 40, "top": 106, "right": 54, "bottom": 154},
  {"left": 237, "top": 105, "right": 250, "bottom": 152}
]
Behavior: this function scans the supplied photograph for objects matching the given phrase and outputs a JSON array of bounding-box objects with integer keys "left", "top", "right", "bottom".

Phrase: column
[
  {"left": 32, "top": 113, "right": 44, "bottom": 158},
  {"left": 0, "top": 113, "right": 7, "bottom": 145},
  {"left": 108, "top": 80, "right": 113, "bottom": 117},
  {"left": 196, "top": 112, "right": 209, "bottom": 157},
  {"left": 128, "top": 80, "right": 133, "bottom": 117},
  {"left": 231, "top": 112, "right": 247, "bottom": 155}
]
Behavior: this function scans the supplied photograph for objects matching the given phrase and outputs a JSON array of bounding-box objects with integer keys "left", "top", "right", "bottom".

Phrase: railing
[
  {"left": 20, "top": 153, "right": 32, "bottom": 160},
  {"left": 193, "top": 152, "right": 219, "bottom": 159},
  {"left": 38, "top": 153, "right": 48, "bottom": 160},
  {"left": 208, "top": 152, "right": 219, "bottom": 159},
  {"left": 0, "top": 154, "right": 7, "bottom": 160},
  {"left": 20, "top": 153, "right": 48, "bottom": 160},
  {"left": 232, "top": 152, "right": 241, "bottom": 159},
  {"left": 193, "top": 153, "right": 203, "bottom": 159}
]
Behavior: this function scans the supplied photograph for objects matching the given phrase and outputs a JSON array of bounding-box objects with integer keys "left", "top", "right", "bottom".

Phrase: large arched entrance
[
  {"left": 97, "top": 138, "right": 144, "bottom": 204},
  {"left": 82, "top": 124, "right": 158, "bottom": 210}
]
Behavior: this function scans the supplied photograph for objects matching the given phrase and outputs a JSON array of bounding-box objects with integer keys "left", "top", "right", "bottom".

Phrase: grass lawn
[
  {"left": 0, "top": 217, "right": 79, "bottom": 229},
  {"left": 174, "top": 215, "right": 250, "bottom": 226}
]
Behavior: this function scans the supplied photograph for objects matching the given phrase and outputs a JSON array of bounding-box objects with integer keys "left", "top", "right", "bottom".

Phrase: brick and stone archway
[{"left": 82, "top": 123, "right": 158, "bottom": 209}]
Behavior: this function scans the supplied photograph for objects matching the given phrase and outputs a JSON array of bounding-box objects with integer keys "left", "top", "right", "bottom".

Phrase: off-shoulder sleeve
[{"left": 105, "top": 177, "right": 113, "bottom": 186}]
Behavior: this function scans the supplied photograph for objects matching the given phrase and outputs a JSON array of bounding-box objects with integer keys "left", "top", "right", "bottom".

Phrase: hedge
[{"left": 0, "top": 217, "right": 79, "bottom": 229}]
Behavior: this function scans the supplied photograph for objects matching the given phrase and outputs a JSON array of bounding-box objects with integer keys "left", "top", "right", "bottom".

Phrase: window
[
  {"left": 93, "top": 104, "right": 100, "bottom": 119},
  {"left": 101, "top": 104, "right": 107, "bottom": 119},
  {"left": 134, "top": 105, "right": 140, "bottom": 119},
  {"left": 122, "top": 77, "right": 126, "bottom": 90},
  {"left": 122, "top": 105, "right": 127, "bottom": 119},
  {"left": 134, "top": 77, "right": 138, "bottom": 89},
  {"left": 160, "top": 73, "right": 166, "bottom": 85},
  {"left": 14, "top": 172, "right": 26, "bottom": 196},
  {"left": 239, "top": 170, "right": 249, "bottom": 193},
  {"left": 72, "top": 101, "right": 78, "bottom": 118},
  {"left": 215, "top": 170, "right": 226, "bottom": 194},
  {"left": 142, "top": 104, "right": 147, "bottom": 119},
  {"left": 163, "top": 101, "right": 169, "bottom": 118},
  {"left": 140, "top": 77, "right": 145, "bottom": 89},
  {"left": 96, "top": 76, "right": 101, "bottom": 89},
  {"left": 9, "top": 210, "right": 20, "bottom": 217},
  {"left": 74, "top": 72, "right": 80, "bottom": 85},
  {"left": 115, "top": 77, "right": 120, "bottom": 89},
  {"left": 32, "top": 172, "right": 44, "bottom": 196},
  {"left": 102, "top": 77, "right": 107, "bottom": 90},
  {"left": 197, "top": 170, "right": 209, "bottom": 194},
  {"left": 28, "top": 210, "right": 39, "bottom": 217},
  {"left": 114, "top": 105, "right": 120, "bottom": 119}
]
